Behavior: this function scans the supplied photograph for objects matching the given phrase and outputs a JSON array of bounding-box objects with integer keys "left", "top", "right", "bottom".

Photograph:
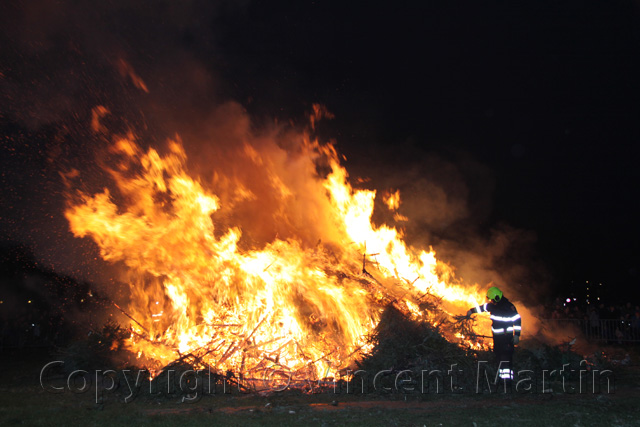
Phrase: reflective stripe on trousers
[{"left": 499, "top": 368, "right": 514, "bottom": 379}]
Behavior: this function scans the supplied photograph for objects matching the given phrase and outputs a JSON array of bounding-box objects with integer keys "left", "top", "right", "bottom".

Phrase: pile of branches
[
  {"left": 58, "top": 320, "right": 134, "bottom": 372},
  {"left": 56, "top": 245, "right": 609, "bottom": 396},
  {"left": 355, "top": 303, "right": 482, "bottom": 392}
]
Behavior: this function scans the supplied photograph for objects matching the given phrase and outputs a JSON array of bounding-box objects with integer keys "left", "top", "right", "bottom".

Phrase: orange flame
[
  {"left": 115, "top": 59, "right": 149, "bottom": 93},
  {"left": 383, "top": 189, "right": 401, "bottom": 211},
  {"left": 65, "top": 107, "right": 491, "bottom": 380}
]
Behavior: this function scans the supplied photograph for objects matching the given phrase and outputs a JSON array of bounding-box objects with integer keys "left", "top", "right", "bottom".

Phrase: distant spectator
[
  {"left": 632, "top": 311, "right": 640, "bottom": 340},
  {"left": 597, "top": 303, "right": 607, "bottom": 322},
  {"left": 588, "top": 307, "right": 600, "bottom": 337},
  {"left": 605, "top": 305, "right": 620, "bottom": 320}
]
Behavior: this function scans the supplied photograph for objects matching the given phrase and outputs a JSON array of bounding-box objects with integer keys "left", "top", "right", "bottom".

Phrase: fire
[
  {"left": 383, "top": 190, "right": 401, "bottom": 211},
  {"left": 383, "top": 190, "right": 408, "bottom": 222},
  {"left": 64, "top": 105, "right": 491, "bottom": 383}
]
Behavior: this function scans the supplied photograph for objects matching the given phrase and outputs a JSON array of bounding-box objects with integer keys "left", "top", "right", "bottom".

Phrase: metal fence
[{"left": 544, "top": 319, "right": 640, "bottom": 343}]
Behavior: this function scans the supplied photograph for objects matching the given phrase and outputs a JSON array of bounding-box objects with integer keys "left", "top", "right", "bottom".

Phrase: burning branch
[{"left": 112, "top": 301, "right": 149, "bottom": 334}]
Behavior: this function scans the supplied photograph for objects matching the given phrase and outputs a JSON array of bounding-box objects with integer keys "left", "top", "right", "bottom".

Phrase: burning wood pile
[
  {"left": 62, "top": 107, "right": 494, "bottom": 391},
  {"left": 105, "top": 261, "right": 489, "bottom": 393}
]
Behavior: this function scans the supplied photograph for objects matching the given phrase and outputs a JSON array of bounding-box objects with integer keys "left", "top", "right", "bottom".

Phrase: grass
[
  {"left": 1, "top": 384, "right": 638, "bottom": 426},
  {"left": 1, "top": 349, "right": 639, "bottom": 426}
]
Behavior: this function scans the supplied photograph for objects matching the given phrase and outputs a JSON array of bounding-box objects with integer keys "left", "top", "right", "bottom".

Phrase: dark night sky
[{"left": 1, "top": 0, "right": 639, "bottom": 301}]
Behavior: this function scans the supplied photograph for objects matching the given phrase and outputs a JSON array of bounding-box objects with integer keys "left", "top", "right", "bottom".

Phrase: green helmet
[{"left": 487, "top": 286, "right": 503, "bottom": 302}]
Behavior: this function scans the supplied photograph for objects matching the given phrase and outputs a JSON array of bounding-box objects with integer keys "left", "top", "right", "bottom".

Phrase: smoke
[
  {"left": 357, "top": 147, "right": 549, "bottom": 290},
  {"left": 168, "top": 102, "right": 561, "bottom": 343},
  {"left": 347, "top": 142, "right": 558, "bottom": 342},
  {"left": 0, "top": 0, "right": 566, "bottom": 346},
  {"left": 0, "top": 0, "right": 247, "bottom": 285},
  {"left": 0, "top": 0, "right": 247, "bottom": 129}
]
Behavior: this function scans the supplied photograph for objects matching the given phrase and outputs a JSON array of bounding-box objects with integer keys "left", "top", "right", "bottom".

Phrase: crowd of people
[{"left": 546, "top": 299, "right": 640, "bottom": 342}]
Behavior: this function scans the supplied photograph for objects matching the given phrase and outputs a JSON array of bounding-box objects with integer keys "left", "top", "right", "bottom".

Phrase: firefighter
[{"left": 466, "top": 286, "right": 521, "bottom": 381}]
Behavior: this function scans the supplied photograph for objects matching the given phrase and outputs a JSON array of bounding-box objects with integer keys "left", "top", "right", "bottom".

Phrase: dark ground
[{"left": 1, "top": 347, "right": 639, "bottom": 426}]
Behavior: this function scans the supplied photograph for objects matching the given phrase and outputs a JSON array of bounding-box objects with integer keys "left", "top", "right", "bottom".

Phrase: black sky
[{"left": 1, "top": 0, "right": 639, "bottom": 300}]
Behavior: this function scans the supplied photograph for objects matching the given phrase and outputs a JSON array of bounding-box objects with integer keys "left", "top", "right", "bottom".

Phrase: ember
[{"left": 64, "top": 106, "right": 492, "bottom": 387}]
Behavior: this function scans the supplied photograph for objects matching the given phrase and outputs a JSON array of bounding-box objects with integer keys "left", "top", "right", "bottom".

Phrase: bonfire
[{"left": 63, "top": 105, "right": 497, "bottom": 390}]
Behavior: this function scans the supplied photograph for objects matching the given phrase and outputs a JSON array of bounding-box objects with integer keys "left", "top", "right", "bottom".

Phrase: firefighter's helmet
[{"left": 487, "top": 286, "right": 503, "bottom": 302}]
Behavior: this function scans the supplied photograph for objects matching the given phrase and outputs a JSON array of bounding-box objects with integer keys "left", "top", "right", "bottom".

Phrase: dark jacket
[{"left": 470, "top": 296, "right": 521, "bottom": 338}]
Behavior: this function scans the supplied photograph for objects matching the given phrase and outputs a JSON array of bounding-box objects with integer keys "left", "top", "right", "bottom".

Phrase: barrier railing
[{"left": 544, "top": 319, "right": 640, "bottom": 342}]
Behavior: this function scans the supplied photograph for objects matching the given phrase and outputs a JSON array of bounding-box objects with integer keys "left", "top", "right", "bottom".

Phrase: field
[{"left": 1, "top": 349, "right": 639, "bottom": 426}]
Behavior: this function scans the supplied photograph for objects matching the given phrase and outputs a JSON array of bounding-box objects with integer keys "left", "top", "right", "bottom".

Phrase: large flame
[{"left": 65, "top": 105, "right": 491, "bottom": 382}]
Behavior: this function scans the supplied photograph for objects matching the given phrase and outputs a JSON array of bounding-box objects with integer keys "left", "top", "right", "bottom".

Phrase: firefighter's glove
[
  {"left": 465, "top": 309, "right": 474, "bottom": 319},
  {"left": 512, "top": 335, "right": 520, "bottom": 345}
]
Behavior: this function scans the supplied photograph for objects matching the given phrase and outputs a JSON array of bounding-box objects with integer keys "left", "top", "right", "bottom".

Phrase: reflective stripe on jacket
[{"left": 471, "top": 296, "right": 521, "bottom": 337}]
